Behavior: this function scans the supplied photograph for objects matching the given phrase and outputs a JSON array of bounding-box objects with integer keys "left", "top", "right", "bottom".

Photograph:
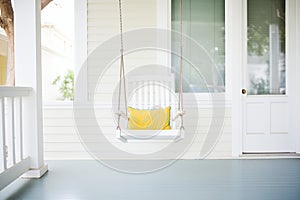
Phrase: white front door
[{"left": 242, "top": 0, "right": 296, "bottom": 153}]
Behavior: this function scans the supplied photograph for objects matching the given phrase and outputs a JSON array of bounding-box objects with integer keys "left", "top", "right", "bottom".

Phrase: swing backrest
[{"left": 127, "top": 72, "right": 178, "bottom": 128}]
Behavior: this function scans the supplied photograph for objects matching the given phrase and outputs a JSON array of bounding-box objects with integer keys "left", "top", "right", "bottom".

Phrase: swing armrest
[
  {"left": 115, "top": 111, "right": 129, "bottom": 120},
  {"left": 172, "top": 110, "right": 185, "bottom": 121}
]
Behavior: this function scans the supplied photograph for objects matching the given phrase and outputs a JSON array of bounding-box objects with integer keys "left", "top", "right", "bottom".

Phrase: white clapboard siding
[
  {"left": 43, "top": 0, "right": 232, "bottom": 160},
  {"left": 87, "top": 0, "right": 157, "bottom": 99},
  {"left": 43, "top": 106, "right": 232, "bottom": 160}
]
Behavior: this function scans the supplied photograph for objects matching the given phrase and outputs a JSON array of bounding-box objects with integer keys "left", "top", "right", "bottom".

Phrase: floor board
[{"left": 0, "top": 159, "right": 300, "bottom": 200}]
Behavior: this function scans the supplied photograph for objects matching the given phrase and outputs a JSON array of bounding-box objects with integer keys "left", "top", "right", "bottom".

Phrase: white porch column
[
  {"left": 14, "top": 0, "right": 48, "bottom": 178},
  {"left": 228, "top": 0, "right": 244, "bottom": 157},
  {"left": 296, "top": 0, "right": 300, "bottom": 153}
]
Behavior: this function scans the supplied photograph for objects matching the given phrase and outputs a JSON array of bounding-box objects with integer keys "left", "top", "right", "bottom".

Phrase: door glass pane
[
  {"left": 247, "top": 0, "right": 286, "bottom": 95},
  {"left": 171, "top": 0, "right": 225, "bottom": 93}
]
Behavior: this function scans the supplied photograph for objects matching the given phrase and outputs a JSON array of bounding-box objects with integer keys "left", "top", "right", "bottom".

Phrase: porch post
[
  {"left": 296, "top": 0, "right": 300, "bottom": 154},
  {"left": 14, "top": 0, "right": 48, "bottom": 178}
]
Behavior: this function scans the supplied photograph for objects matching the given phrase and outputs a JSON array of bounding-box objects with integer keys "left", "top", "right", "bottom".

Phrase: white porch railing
[{"left": 0, "top": 86, "right": 32, "bottom": 190}]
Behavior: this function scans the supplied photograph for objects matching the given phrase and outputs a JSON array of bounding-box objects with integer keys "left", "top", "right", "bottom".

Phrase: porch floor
[{"left": 1, "top": 159, "right": 300, "bottom": 200}]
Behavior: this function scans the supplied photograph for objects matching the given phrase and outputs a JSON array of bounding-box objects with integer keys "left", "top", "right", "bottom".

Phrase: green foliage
[
  {"left": 247, "top": 0, "right": 285, "bottom": 56},
  {"left": 52, "top": 70, "right": 74, "bottom": 100},
  {"left": 250, "top": 78, "right": 269, "bottom": 95},
  {"left": 247, "top": 24, "right": 270, "bottom": 56}
]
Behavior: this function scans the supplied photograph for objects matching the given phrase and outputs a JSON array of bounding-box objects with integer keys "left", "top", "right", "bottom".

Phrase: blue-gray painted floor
[{"left": 1, "top": 159, "right": 300, "bottom": 200}]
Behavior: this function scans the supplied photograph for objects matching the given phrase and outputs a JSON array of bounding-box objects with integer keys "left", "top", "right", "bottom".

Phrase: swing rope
[
  {"left": 116, "top": 0, "right": 184, "bottom": 130},
  {"left": 177, "top": 0, "right": 184, "bottom": 129},
  {"left": 116, "top": 0, "right": 128, "bottom": 130}
]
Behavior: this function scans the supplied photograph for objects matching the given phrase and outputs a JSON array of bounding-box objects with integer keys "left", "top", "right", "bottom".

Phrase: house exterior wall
[
  {"left": 43, "top": 106, "right": 232, "bottom": 160},
  {"left": 43, "top": 0, "right": 232, "bottom": 160},
  {"left": 0, "top": 33, "right": 8, "bottom": 85}
]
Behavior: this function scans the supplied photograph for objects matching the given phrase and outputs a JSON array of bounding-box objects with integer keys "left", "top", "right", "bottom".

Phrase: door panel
[
  {"left": 242, "top": 0, "right": 295, "bottom": 153},
  {"left": 243, "top": 96, "right": 292, "bottom": 152},
  {"left": 270, "top": 102, "right": 288, "bottom": 133},
  {"left": 246, "top": 102, "right": 266, "bottom": 134}
]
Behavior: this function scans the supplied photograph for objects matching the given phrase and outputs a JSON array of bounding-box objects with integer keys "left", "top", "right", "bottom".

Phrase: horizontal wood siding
[
  {"left": 43, "top": 106, "right": 232, "bottom": 160},
  {"left": 87, "top": 0, "right": 157, "bottom": 101},
  {"left": 43, "top": 0, "right": 232, "bottom": 160}
]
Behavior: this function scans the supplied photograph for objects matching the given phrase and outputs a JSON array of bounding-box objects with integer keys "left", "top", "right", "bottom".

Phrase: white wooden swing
[{"left": 115, "top": 0, "right": 185, "bottom": 142}]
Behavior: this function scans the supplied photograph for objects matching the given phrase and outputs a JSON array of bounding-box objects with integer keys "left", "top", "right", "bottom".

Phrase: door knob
[{"left": 242, "top": 88, "right": 247, "bottom": 94}]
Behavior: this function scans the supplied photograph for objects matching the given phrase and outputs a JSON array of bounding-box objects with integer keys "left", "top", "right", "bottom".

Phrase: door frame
[{"left": 231, "top": 0, "right": 300, "bottom": 156}]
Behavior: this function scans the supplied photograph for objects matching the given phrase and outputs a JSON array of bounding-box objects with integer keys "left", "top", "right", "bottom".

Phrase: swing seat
[
  {"left": 115, "top": 73, "right": 185, "bottom": 142},
  {"left": 116, "top": 128, "right": 184, "bottom": 142}
]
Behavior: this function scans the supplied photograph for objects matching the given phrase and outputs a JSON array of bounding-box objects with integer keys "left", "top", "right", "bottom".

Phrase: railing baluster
[
  {"left": 1, "top": 97, "right": 7, "bottom": 170},
  {"left": 11, "top": 97, "right": 16, "bottom": 165},
  {"left": 19, "top": 97, "right": 23, "bottom": 160}
]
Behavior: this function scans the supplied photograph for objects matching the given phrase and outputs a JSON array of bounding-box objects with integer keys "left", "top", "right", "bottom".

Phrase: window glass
[
  {"left": 247, "top": 0, "right": 286, "bottom": 95},
  {"left": 172, "top": 0, "right": 225, "bottom": 93}
]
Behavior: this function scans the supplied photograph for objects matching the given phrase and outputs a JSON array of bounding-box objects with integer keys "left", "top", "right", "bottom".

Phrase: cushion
[{"left": 127, "top": 106, "right": 171, "bottom": 130}]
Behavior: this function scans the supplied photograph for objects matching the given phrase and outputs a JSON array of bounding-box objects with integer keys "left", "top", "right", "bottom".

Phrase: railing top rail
[{"left": 0, "top": 86, "right": 32, "bottom": 97}]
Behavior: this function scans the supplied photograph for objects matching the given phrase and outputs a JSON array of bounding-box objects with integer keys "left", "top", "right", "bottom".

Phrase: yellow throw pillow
[{"left": 127, "top": 106, "right": 171, "bottom": 130}]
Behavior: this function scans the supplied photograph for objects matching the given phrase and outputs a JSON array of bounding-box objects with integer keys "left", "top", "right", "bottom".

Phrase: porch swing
[{"left": 115, "top": 0, "right": 185, "bottom": 142}]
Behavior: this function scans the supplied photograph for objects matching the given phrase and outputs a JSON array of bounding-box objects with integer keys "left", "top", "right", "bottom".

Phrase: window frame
[{"left": 156, "top": 0, "right": 231, "bottom": 105}]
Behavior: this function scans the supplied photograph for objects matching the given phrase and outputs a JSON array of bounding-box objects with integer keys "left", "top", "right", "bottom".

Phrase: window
[
  {"left": 247, "top": 0, "right": 286, "bottom": 95},
  {"left": 41, "top": 0, "right": 74, "bottom": 101},
  {"left": 171, "top": 0, "right": 225, "bottom": 93}
]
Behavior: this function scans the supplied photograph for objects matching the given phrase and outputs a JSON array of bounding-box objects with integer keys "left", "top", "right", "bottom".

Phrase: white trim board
[
  {"left": 74, "top": 0, "right": 88, "bottom": 103},
  {"left": 227, "top": 0, "right": 243, "bottom": 157},
  {"left": 296, "top": 0, "right": 300, "bottom": 153}
]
